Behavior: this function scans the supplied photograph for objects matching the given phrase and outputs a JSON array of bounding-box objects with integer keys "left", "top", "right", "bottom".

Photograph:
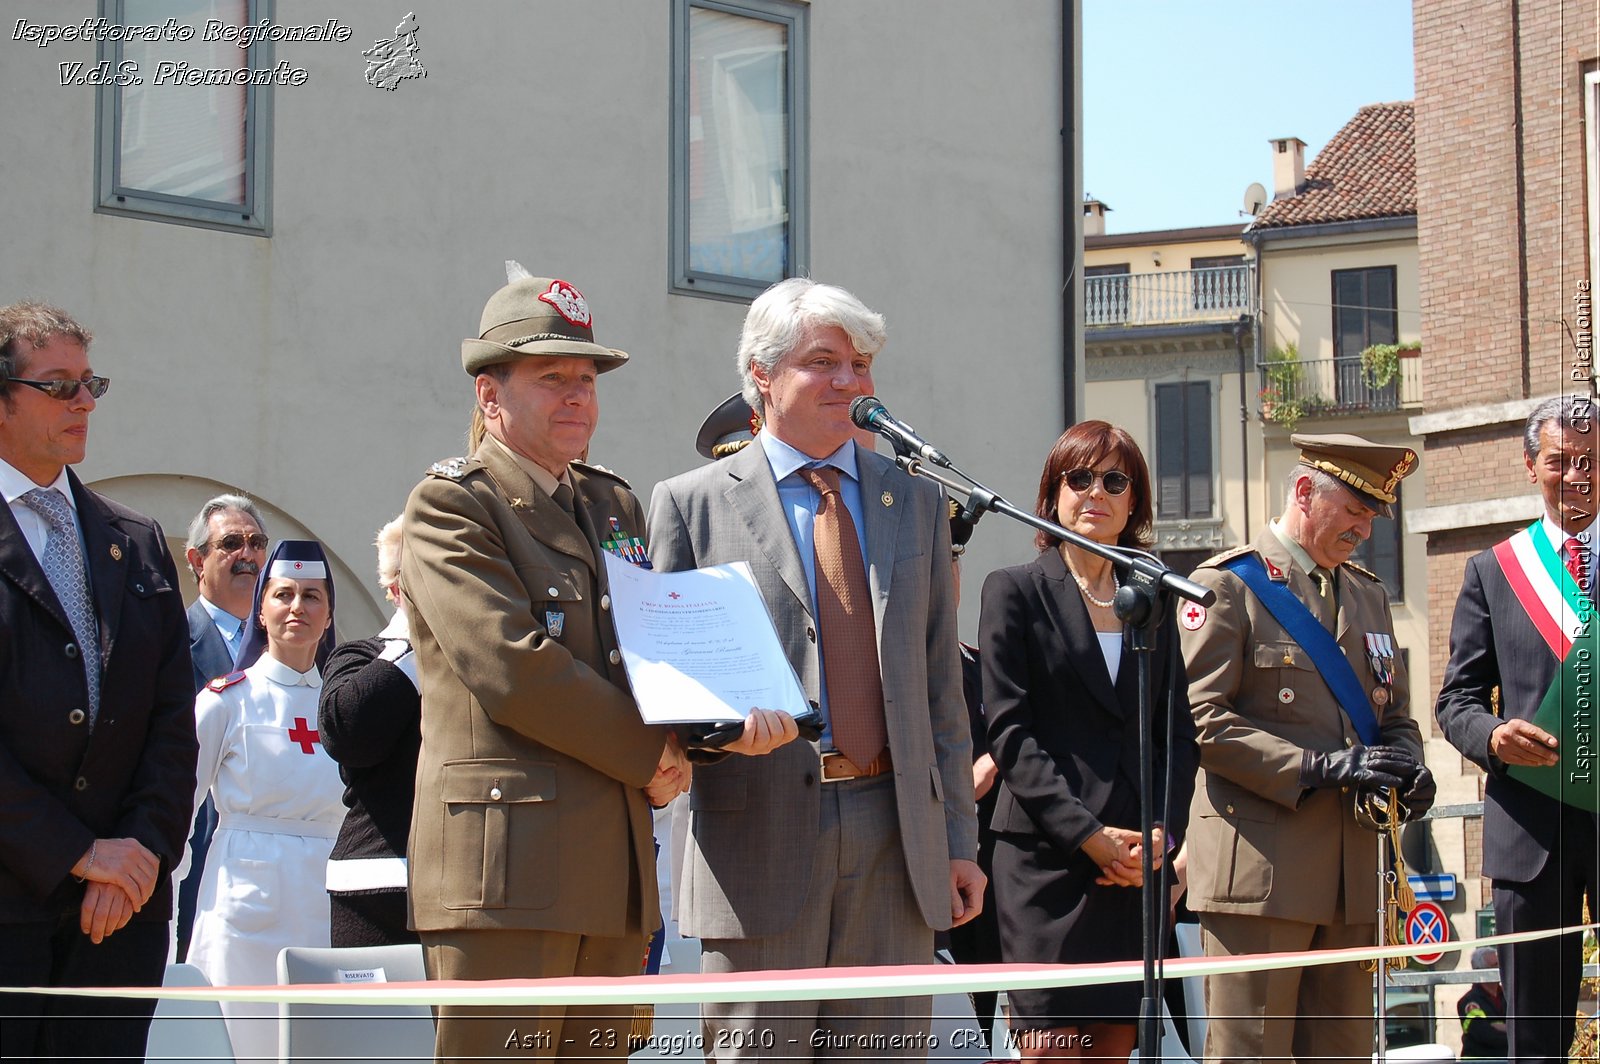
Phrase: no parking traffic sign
[{"left": 1404, "top": 901, "right": 1451, "bottom": 965}]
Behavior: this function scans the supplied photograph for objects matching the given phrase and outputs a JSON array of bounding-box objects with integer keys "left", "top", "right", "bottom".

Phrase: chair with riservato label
[{"left": 275, "top": 943, "right": 434, "bottom": 1064}]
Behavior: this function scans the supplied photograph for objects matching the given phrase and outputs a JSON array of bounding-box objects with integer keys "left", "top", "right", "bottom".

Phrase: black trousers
[
  {"left": 1493, "top": 802, "right": 1600, "bottom": 1064},
  {"left": 0, "top": 915, "right": 167, "bottom": 1062}
]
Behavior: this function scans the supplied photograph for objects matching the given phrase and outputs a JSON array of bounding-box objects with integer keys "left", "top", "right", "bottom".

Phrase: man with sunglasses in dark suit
[{"left": 0, "top": 301, "right": 198, "bottom": 1060}]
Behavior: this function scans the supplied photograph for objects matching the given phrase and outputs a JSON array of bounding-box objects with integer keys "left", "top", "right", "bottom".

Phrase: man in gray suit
[
  {"left": 648, "top": 278, "right": 983, "bottom": 1060},
  {"left": 174, "top": 494, "right": 267, "bottom": 959}
]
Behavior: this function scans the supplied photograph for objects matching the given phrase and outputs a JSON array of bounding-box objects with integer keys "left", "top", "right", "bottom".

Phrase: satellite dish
[{"left": 1242, "top": 182, "right": 1268, "bottom": 217}]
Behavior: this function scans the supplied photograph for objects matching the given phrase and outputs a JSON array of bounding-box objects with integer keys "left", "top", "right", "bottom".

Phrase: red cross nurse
[{"left": 183, "top": 539, "right": 343, "bottom": 1062}]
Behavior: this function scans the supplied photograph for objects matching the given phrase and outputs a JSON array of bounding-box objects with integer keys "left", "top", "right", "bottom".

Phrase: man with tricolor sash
[
  {"left": 1180, "top": 432, "right": 1434, "bottom": 1063},
  {"left": 1437, "top": 394, "right": 1600, "bottom": 1063}
]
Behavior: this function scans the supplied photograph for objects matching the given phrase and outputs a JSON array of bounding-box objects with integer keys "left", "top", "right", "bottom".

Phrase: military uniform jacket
[
  {"left": 401, "top": 441, "right": 667, "bottom": 936},
  {"left": 1180, "top": 527, "right": 1422, "bottom": 924}
]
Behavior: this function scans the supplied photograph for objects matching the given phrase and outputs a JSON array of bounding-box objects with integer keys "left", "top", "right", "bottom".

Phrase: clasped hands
[
  {"left": 71, "top": 837, "right": 160, "bottom": 944},
  {"left": 1086, "top": 824, "right": 1165, "bottom": 888},
  {"left": 1298, "top": 744, "right": 1437, "bottom": 819},
  {"left": 645, "top": 708, "right": 802, "bottom": 806}
]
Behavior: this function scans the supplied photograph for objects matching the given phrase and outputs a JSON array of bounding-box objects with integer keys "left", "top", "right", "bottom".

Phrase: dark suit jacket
[
  {"left": 186, "top": 598, "right": 234, "bottom": 692},
  {"left": 1436, "top": 544, "right": 1599, "bottom": 881},
  {"left": 0, "top": 469, "right": 198, "bottom": 924},
  {"left": 980, "top": 549, "right": 1197, "bottom": 858}
]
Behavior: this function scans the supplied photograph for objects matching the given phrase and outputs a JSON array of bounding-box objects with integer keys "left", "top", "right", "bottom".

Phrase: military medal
[
  {"left": 1364, "top": 632, "right": 1395, "bottom": 686},
  {"left": 545, "top": 610, "right": 566, "bottom": 638},
  {"left": 603, "top": 517, "right": 654, "bottom": 570}
]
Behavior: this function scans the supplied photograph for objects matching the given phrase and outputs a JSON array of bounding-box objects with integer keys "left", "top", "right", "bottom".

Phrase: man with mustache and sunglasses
[
  {"left": 0, "top": 301, "right": 198, "bottom": 1060},
  {"left": 1178, "top": 432, "right": 1433, "bottom": 1063},
  {"left": 167, "top": 494, "right": 269, "bottom": 962}
]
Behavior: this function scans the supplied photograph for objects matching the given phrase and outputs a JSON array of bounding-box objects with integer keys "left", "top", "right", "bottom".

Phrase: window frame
[
  {"left": 1331, "top": 265, "right": 1399, "bottom": 408},
  {"left": 93, "top": 0, "right": 275, "bottom": 236},
  {"left": 1587, "top": 69, "right": 1599, "bottom": 296},
  {"left": 1152, "top": 378, "right": 1216, "bottom": 521},
  {"left": 669, "top": 0, "right": 808, "bottom": 301}
]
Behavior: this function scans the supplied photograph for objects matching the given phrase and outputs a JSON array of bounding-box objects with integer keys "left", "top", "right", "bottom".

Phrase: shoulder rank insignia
[
  {"left": 1197, "top": 544, "right": 1252, "bottom": 571},
  {"left": 572, "top": 460, "right": 631, "bottom": 489},
  {"left": 207, "top": 670, "right": 247, "bottom": 693},
  {"left": 428, "top": 456, "right": 473, "bottom": 480},
  {"left": 1343, "top": 560, "right": 1382, "bottom": 583}
]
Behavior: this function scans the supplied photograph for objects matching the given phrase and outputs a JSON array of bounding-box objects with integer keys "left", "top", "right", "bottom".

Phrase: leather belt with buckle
[{"left": 819, "top": 749, "right": 891, "bottom": 783}]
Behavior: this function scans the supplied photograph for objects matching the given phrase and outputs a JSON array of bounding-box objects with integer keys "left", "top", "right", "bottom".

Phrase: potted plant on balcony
[
  {"left": 1259, "top": 343, "right": 1328, "bottom": 432},
  {"left": 1359, "top": 340, "right": 1421, "bottom": 390}
]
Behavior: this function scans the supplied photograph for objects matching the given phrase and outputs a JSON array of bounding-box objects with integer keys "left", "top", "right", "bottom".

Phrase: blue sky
[{"left": 1083, "top": 1, "right": 1416, "bottom": 234}]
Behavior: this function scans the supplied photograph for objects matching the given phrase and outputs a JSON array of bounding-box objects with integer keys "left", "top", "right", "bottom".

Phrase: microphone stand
[{"left": 890, "top": 450, "right": 1213, "bottom": 1063}]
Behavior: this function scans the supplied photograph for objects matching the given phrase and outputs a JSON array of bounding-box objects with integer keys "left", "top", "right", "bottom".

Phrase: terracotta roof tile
[{"left": 1250, "top": 102, "right": 1415, "bottom": 230}]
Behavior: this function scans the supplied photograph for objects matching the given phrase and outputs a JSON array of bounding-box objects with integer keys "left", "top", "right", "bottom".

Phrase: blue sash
[{"left": 1222, "top": 554, "right": 1381, "bottom": 745}]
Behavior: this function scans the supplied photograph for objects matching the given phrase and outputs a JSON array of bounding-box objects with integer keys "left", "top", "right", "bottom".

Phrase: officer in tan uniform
[
  {"left": 402, "top": 272, "right": 691, "bottom": 1061},
  {"left": 1179, "top": 433, "right": 1435, "bottom": 1063}
]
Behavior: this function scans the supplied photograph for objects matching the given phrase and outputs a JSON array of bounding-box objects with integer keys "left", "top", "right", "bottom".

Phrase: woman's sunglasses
[
  {"left": 1063, "top": 467, "right": 1132, "bottom": 496},
  {"left": 6, "top": 375, "right": 110, "bottom": 401}
]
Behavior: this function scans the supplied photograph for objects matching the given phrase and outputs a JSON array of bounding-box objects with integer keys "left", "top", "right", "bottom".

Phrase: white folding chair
[
  {"left": 1173, "top": 921, "right": 1208, "bottom": 1053},
  {"left": 275, "top": 944, "right": 434, "bottom": 1064},
  {"left": 144, "top": 962, "right": 236, "bottom": 1064}
]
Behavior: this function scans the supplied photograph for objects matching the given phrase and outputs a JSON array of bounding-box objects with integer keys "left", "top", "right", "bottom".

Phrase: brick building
[{"left": 1410, "top": 0, "right": 1598, "bottom": 980}]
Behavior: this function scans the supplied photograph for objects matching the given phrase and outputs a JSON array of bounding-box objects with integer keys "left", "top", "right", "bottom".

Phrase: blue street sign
[{"left": 1407, "top": 873, "right": 1457, "bottom": 901}]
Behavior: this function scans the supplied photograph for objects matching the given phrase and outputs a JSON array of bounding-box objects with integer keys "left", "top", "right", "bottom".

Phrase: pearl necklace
[{"left": 1067, "top": 558, "right": 1119, "bottom": 609}]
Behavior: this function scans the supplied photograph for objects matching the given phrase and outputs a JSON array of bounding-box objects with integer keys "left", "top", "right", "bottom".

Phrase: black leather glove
[
  {"left": 1299, "top": 745, "right": 1414, "bottom": 791},
  {"left": 1400, "top": 763, "right": 1437, "bottom": 819}
]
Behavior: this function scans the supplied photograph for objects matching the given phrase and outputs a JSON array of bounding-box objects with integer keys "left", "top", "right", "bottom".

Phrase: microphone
[{"left": 850, "top": 396, "right": 951, "bottom": 467}]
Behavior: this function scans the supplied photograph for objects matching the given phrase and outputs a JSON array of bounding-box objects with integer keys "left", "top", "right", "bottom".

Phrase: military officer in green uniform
[
  {"left": 401, "top": 271, "right": 691, "bottom": 1061},
  {"left": 1178, "top": 433, "right": 1436, "bottom": 1064}
]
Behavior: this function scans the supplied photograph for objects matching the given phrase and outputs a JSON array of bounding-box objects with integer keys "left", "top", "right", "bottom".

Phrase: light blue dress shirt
[
  {"left": 758, "top": 432, "right": 872, "bottom": 746},
  {"left": 198, "top": 595, "right": 248, "bottom": 666}
]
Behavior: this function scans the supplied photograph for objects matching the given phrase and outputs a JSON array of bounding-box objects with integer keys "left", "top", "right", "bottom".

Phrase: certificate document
[{"left": 602, "top": 553, "right": 810, "bottom": 725}]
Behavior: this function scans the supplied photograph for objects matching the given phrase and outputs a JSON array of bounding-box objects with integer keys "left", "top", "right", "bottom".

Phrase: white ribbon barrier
[{"left": 0, "top": 923, "right": 1587, "bottom": 1008}]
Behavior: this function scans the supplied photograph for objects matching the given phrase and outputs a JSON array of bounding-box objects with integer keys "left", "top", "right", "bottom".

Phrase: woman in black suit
[{"left": 981, "top": 420, "right": 1198, "bottom": 1060}]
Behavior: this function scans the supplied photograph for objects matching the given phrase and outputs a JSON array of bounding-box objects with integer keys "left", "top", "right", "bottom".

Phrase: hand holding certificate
[{"left": 602, "top": 554, "right": 820, "bottom": 745}]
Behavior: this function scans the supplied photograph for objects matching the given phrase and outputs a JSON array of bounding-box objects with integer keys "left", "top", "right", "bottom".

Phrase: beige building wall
[
  {"left": 0, "top": 0, "right": 1064, "bottom": 636},
  {"left": 1260, "top": 234, "right": 1422, "bottom": 357},
  {"left": 1084, "top": 235, "right": 1253, "bottom": 275}
]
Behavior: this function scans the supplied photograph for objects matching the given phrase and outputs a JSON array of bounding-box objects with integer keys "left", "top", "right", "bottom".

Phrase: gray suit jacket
[
  {"left": 647, "top": 439, "right": 976, "bottom": 939},
  {"left": 186, "top": 598, "right": 235, "bottom": 693}
]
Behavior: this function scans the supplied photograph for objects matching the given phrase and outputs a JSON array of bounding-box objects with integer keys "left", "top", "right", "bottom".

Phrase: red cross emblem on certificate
[{"left": 287, "top": 717, "right": 321, "bottom": 754}]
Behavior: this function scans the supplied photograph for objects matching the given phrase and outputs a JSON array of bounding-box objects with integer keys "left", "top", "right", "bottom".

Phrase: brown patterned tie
[{"left": 800, "top": 466, "right": 886, "bottom": 768}]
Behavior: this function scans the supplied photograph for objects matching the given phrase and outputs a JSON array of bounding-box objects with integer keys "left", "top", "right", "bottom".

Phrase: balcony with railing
[
  {"left": 1084, "top": 264, "right": 1256, "bottom": 327},
  {"left": 1256, "top": 350, "right": 1423, "bottom": 425}
]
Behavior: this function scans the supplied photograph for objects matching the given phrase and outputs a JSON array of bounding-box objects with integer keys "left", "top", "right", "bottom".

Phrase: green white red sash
[{"left": 1490, "top": 522, "right": 1594, "bottom": 659}]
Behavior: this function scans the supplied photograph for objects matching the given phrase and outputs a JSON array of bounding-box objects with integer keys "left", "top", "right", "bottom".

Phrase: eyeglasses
[
  {"left": 208, "top": 533, "right": 269, "bottom": 553},
  {"left": 6, "top": 376, "right": 110, "bottom": 401},
  {"left": 1063, "top": 467, "right": 1132, "bottom": 496}
]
